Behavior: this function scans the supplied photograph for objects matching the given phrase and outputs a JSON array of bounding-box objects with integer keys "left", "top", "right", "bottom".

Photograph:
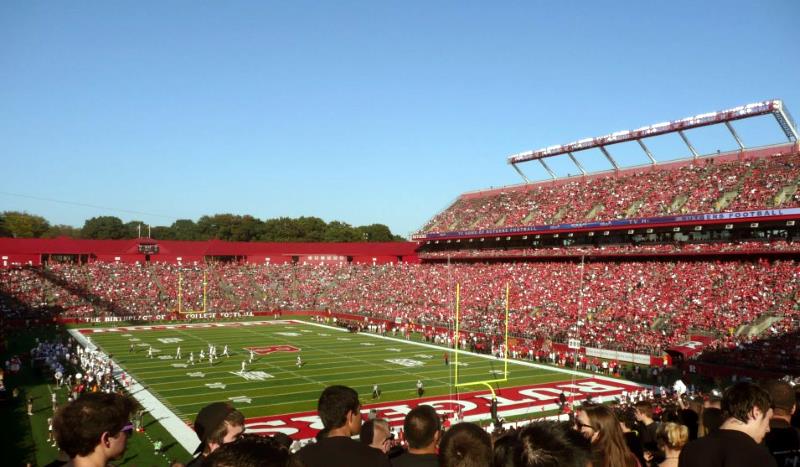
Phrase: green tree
[
  {"left": 260, "top": 217, "right": 302, "bottom": 242},
  {"left": 295, "top": 216, "right": 327, "bottom": 241},
  {"left": 0, "top": 214, "right": 10, "bottom": 237},
  {"left": 1, "top": 211, "right": 51, "bottom": 238},
  {"left": 42, "top": 224, "right": 81, "bottom": 238},
  {"left": 230, "top": 215, "right": 264, "bottom": 242},
  {"left": 323, "top": 221, "right": 360, "bottom": 242},
  {"left": 170, "top": 219, "right": 200, "bottom": 240},
  {"left": 81, "top": 216, "right": 127, "bottom": 239},
  {"left": 197, "top": 214, "right": 252, "bottom": 241},
  {"left": 124, "top": 220, "right": 147, "bottom": 239},
  {"left": 356, "top": 224, "right": 395, "bottom": 242},
  {"left": 150, "top": 226, "right": 173, "bottom": 240}
]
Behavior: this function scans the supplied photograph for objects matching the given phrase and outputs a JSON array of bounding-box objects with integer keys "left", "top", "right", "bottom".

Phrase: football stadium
[
  {"left": 2, "top": 3, "right": 800, "bottom": 467},
  {"left": 3, "top": 99, "right": 800, "bottom": 466}
]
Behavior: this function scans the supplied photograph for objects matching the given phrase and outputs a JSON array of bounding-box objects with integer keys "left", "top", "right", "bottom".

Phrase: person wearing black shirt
[
  {"left": 295, "top": 385, "right": 391, "bottom": 467},
  {"left": 679, "top": 382, "right": 776, "bottom": 467},
  {"left": 391, "top": 405, "right": 440, "bottom": 467},
  {"left": 763, "top": 380, "right": 800, "bottom": 466}
]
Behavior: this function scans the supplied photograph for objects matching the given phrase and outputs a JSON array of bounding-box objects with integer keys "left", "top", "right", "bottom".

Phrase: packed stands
[
  {"left": 417, "top": 239, "right": 800, "bottom": 260},
  {"left": 2, "top": 259, "right": 799, "bottom": 361},
  {"left": 417, "top": 149, "right": 800, "bottom": 235}
]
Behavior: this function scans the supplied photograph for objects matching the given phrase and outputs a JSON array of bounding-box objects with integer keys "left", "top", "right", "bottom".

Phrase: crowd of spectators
[
  {"left": 2, "top": 259, "right": 800, "bottom": 361},
  {"left": 417, "top": 150, "right": 800, "bottom": 234},
  {"left": 63, "top": 380, "right": 788, "bottom": 467},
  {"left": 418, "top": 239, "right": 800, "bottom": 260}
]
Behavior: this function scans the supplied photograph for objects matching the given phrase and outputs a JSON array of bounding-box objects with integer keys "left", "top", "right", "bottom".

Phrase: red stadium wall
[
  {"left": 1, "top": 254, "right": 41, "bottom": 267},
  {"left": 0, "top": 238, "right": 419, "bottom": 268}
]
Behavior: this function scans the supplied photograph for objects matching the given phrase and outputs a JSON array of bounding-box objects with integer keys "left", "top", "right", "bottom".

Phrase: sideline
[
  {"left": 301, "top": 320, "right": 646, "bottom": 387},
  {"left": 67, "top": 329, "right": 200, "bottom": 454}
]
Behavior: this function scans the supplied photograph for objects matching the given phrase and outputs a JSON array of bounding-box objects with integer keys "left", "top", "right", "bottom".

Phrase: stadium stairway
[{"left": 736, "top": 314, "right": 784, "bottom": 338}]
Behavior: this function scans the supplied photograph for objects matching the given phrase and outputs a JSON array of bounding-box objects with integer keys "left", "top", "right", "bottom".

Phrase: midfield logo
[
  {"left": 158, "top": 337, "right": 183, "bottom": 344},
  {"left": 386, "top": 358, "right": 424, "bottom": 368},
  {"left": 232, "top": 371, "right": 274, "bottom": 381},
  {"left": 229, "top": 396, "right": 252, "bottom": 404},
  {"left": 245, "top": 345, "right": 301, "bottom": 355}
]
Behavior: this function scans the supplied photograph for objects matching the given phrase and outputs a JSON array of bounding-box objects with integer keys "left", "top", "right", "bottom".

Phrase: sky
[{"left": 1, "top": 1, "right": 798, "bottom": 237}]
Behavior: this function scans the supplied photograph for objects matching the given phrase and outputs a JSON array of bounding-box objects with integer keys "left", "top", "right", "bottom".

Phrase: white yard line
[
  {"left": 68, "top": 328, "right": 201, "bottom": 455},
  {"left": 300, "top": 320, "right": 646, "bottom": 388},
  {"left": 69, "top": 318, "right": 644, "bottom": 453}
]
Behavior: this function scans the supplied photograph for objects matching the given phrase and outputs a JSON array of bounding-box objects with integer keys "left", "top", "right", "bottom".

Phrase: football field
[{"left": 78, "top": 319, "right": 639, "bottom": 443}]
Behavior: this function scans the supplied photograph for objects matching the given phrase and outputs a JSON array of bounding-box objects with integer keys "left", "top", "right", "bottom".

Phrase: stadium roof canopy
[{"left": 507, "top": 99, "right": 798, "bottom": 183}]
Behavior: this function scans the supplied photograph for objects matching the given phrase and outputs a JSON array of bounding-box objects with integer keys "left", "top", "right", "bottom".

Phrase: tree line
[{"left": 0, "top": 211, "right": 405, "bottom": 242}]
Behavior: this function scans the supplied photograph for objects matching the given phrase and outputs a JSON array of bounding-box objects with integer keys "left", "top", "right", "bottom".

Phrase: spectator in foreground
[
  {"left": 391, "top": 405, "right": 440, "bottom": 467},
  {"left": 186, "top": 402, "right": 246, "bottom": 467},
  {"left": 699, "top": 407, "right": 724, "bottom": 437},
  {"left": 360, "top": 418, "right": 392, "bottom": 453},
  {"left": 633, "top": 400, "right": 659, "bottom": 454},
  {"left": 294, "top": 385, "right": 391, "bottom": 467},
  {"left": 204, "top": 434, "right": 295, "bottom": 467},
  {"left": 762, "top": 379, "right": 800, "bottom": 466},
  {"left": 679, "top": 382, "right": 776, "bottom": 467},
  {"left": 574, "top": 404, "right": 639, "bottom": 467},
  {"left": 494, "top": 421, "right": 591, "bottom": 467},
  {"left": 654, "top": 422, "right": 688, "bottom": 467},
  {"left": 439, "top": 422, "right": 492, "bottom": 467},
  {"left": 52, "top": 392, "right": 137, "bottom": 467}
]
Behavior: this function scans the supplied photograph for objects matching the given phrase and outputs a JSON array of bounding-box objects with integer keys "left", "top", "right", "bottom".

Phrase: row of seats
[
  {"left": 418, "top": 151, "right": 800, "bottom": 234},
  {"left": 2, "top": 260, "right": 799, "bottom": 359},
  {"left": 417, "top": 239, "right": 800, "bottom": 259}
]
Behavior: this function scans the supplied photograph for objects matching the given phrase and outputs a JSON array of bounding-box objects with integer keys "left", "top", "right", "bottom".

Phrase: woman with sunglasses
[{"left": 574, "top": 404, "right": 641, "bottom": 467}]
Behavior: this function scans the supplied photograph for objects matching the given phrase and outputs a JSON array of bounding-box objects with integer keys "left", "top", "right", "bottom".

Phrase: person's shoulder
[
  {"left": 391, "top": 452, "right": 438, "bottom": 467},
  {"left": 184, "top": 455, "right": 206, "bottom": 467}
]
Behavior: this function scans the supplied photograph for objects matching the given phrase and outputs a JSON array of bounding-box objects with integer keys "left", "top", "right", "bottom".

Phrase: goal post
[
  {"left": 453, "top": 282, "right": 510, "bottom": 397},
  {"left": 175, "top": 270, "right": 209, "bottom": 314}
]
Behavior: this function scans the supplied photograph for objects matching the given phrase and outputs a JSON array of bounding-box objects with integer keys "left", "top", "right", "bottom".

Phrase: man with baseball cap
[{"left": 186, "top": 402, "right": 245, "bottom": 467}]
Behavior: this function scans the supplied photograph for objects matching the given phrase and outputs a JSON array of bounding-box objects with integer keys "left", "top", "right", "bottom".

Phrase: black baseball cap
[{"left": 193, "top": 402, "right": 236, "bottom": 454}]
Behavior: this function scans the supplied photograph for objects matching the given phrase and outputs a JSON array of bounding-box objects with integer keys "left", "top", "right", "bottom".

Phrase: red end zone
[
  {"left": 245, "top": 377, "right": 641, "bottom": 439},
  {"left": 245, "top": 345, "right": 301, "bottom": 355}
]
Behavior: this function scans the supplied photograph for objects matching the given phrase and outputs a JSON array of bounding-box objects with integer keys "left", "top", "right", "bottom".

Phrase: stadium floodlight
[
  {"left": 453, "top": 283, "right": 509, "bottom": 398},
  {"left": 507, "top": 99, "right": 799, "bottom": 181}
]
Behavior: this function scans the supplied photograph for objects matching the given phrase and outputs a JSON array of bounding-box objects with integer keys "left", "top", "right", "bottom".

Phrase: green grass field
[
  {"left": 85, "top": 319, "right": 573, "bottom": 423},
  {"left": 7, "top": 319, "right": 641, "bottom": 465}
]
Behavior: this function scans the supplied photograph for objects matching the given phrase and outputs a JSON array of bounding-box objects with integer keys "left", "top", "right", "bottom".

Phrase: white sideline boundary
[
  {"left": 68, "top": 328, "right": 201, "bottom": 454},
  {"left": 69, "top": 319, "right": 645, "bottom": 451},
  {"left": 301, "top": 320, "right": 647, "bottom": 388}
]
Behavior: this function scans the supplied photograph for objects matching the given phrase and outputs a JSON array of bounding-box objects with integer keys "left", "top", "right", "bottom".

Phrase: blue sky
[{"left": 1, "top": 1, "right": 798, "bottom": 237}]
